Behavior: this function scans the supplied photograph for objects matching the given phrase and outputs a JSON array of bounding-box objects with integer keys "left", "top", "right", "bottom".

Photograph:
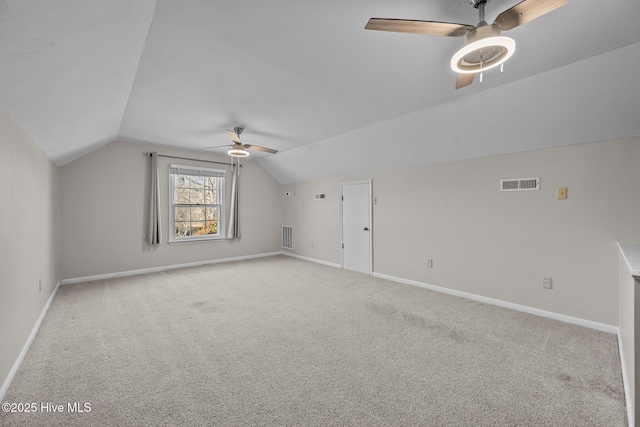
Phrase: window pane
[
  {"left": 190, "top": 188, "right": 204, "bottom": 205},
  {"left": 175, "top": 222, "right": 190, "bottom": 238},
  {"left": 175, "top": 206, "right": 190, "bottom": 222},
  {"left": 205, "top": 189, "right": 218, "bottom": 204},
  {"left": 175, "top": 188, "right": 189, "bottom": 204},
  {"left": 204, "top": 177, "right": 216, "bottom": 189},
  {"left": 191, "top": 206, "right": 206, "bottom": 221},
  {"left": 191, "top": 221, "right": 205, "bottom": 236},
  {"left": 205, "top": 221, "right": 218, "bottom": 235},
  {"left": 205, "top": 207, "right": 217, "bottom": 221},
  {"left": 175, "top": 175, "right": 188, "bottom": 189},
  {"left": 188, "top": 176, "right": 204, "bottom": 187}
]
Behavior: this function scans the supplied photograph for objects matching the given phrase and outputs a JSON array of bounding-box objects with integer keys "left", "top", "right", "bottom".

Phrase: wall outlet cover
[{"left": 557, "top": 187, "right": 567, "bottom": 200}]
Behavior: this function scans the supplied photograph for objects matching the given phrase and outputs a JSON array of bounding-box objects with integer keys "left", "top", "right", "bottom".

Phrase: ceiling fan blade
[
  {"left": 365, "top": 18, "right": 474, "bottom": 37},
  {"left": 455, "top": 73, "right": 475, "bottom": 90},
  {"left": 244, "top": 144, "right": 278, "bottom": 154},
  {"left": 226, "top": 129, "right": 242, "bottom": 144},
  {"left": 493, "top": 0, "right": 567, "bottom": 31},
  {"left": 203, "top": 144, "right": 232, "bottom": 150}
]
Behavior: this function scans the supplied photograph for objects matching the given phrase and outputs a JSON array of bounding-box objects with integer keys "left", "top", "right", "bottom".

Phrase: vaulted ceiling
[{"left": 1, "top": 0, "right": 639, "bottom": 183}]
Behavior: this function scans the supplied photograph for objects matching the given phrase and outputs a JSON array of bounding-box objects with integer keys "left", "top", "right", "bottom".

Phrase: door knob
[{"left": 364, "top": 227, "right": 369, "bottom": 231}]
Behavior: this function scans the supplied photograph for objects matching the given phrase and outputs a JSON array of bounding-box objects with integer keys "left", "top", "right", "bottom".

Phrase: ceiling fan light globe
[
  {"left": 228, "top": 148, "right": 249, "bottom": 157},
  {"left": 451, "top": 35, "right": 515, "bottom": 74}
]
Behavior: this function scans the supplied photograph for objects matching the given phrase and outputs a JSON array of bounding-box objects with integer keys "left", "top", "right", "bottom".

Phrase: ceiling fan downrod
[{"left": 470, "top": 0, "right": 489, "bottom": 26}]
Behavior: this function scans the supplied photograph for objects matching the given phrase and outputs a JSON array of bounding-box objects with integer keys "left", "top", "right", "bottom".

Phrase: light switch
[{"left": 557, "top": 187, "right": 567, "bottom": 200}]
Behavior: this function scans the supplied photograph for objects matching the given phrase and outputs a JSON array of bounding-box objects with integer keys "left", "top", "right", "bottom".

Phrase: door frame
[{"left": 340, "top": 179, "right": 373, "bottom": 274}]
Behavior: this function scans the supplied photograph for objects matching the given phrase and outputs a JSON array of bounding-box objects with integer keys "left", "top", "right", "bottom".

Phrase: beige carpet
[{"left": 1, "top": 255, "right": 627, "bottom": 426}]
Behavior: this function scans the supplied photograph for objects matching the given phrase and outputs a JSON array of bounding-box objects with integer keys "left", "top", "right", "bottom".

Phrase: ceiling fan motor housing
[{"left": 451, "top": 24, "right": 515, "bottom": 74}]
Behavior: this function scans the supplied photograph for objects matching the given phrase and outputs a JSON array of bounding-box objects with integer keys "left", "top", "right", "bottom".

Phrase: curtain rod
[{"left": 144, "top": 152, "right": 240, "bottom": 167}]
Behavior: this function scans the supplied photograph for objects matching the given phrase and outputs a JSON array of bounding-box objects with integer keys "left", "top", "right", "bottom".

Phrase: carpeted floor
[{"left": 0, "top": 255, "right": 627, "bottom": 426}]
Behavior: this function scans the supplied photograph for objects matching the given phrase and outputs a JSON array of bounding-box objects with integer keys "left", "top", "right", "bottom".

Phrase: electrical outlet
[
  {"left": 427, "top": 259, "right": 433, "bottom": 268},
  {"left": 557, "top": 187, "right": 567, "bottom": 200},
  {"left": 542, "top": 278, "right": 552, "bottom": 289}
]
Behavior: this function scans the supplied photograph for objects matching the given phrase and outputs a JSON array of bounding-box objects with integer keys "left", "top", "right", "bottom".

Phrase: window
[{"left": 169, "top": 164, "right": 225, "bottom": 242}]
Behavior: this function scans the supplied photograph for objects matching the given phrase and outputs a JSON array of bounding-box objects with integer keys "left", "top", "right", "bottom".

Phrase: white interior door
[{"left": 341, "top": 180, "right": 371, "bottom": 274}]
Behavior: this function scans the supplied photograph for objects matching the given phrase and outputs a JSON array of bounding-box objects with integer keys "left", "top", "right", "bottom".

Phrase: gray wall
[
  {"left": 60, "top": 140, "right": 282, "bottom": 279},
  {"left": 282, "top": 137, "right": 640, "bottom": 326},
  {"left": 0, "top": 107, "right": 60, "bottom": 393}
]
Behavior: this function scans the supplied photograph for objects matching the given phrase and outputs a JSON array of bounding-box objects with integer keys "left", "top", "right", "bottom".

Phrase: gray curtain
[
  {"left": 227, "top": 160, "right": 240, "bottom": 240},
  {"left": 148, "top": 152, "right": 162, "bottom": 245}
]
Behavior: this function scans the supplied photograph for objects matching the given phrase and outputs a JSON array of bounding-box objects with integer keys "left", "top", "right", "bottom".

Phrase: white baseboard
[
  {"left": 372, "top": 272, "right": 618, "bottom": 334},
  {"left": 59, "top": 252, "right": 283, "bottom": 285},
  {"left": 279, "top": 251, "right": 341, "bottom": 269},
  {"left": 0, "top": 280, "right": 61, "bottom": 402}
]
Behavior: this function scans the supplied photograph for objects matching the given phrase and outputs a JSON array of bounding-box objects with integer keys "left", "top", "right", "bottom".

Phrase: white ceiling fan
[
  {"left": 365, "top": 0, "right": 567, "bottom": 89},
  {"left": 203, "top": 127, "right": 279, "bottom": 158}
]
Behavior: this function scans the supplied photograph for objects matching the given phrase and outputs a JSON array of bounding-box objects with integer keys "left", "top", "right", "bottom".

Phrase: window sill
[{"left": 168, "top": 237, "right": 226, "bottom": 245}]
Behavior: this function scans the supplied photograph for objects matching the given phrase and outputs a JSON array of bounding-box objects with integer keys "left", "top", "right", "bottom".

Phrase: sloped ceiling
[
  {"left": 0, "top": 0, "right": 156, "bottom": 164},
  {"left": 1, "top": 0, "right": 639, "bottom": 183}
]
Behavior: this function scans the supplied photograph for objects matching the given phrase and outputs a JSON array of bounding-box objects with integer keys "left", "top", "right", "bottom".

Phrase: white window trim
[{"left": 168, "top": 164, "right": 226, "bottom": 243}]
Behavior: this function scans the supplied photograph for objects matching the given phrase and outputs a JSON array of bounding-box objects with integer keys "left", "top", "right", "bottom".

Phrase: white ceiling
[{"left": 1, "top": 0, "right": 639, "bottom": 183}]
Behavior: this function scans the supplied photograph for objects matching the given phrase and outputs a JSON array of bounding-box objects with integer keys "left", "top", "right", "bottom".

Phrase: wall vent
[
  {"left": 500, "top": 177, "right": 540, "bottom": 192},
  {"left": 314, "top": 193, "right": 326, "bottom": 200},
  {"left": 282, "top": 225, "right": 293, "bottom": 250}
]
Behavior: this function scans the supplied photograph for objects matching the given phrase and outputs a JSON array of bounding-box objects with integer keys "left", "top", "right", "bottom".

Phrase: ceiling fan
[
  {"left": 365, "top": 0, "right": 567, "bottom": 89},
  {"left": 203, "top": 127, "right": 278, "bottom": 157}
]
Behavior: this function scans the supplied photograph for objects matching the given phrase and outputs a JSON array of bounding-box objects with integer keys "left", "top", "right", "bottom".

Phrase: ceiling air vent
[{"left": 500, "top": 177, "right": 540, "bottom": 192}]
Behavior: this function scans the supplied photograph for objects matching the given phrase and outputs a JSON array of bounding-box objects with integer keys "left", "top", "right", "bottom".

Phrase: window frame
[{"left": 168, "top": 164, "right": 226, "bottom": 243}]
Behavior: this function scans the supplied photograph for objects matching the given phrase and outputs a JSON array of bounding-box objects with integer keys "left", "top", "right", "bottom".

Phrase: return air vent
[
  {"left": 500, "top": 177, "right": 540, "bottom": 192},
  {"left": 282, "top": 225, "right": 293, "bottom": 250},
  {"left": 314, "top": 193, "right": 326, "bottom": 200}
]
